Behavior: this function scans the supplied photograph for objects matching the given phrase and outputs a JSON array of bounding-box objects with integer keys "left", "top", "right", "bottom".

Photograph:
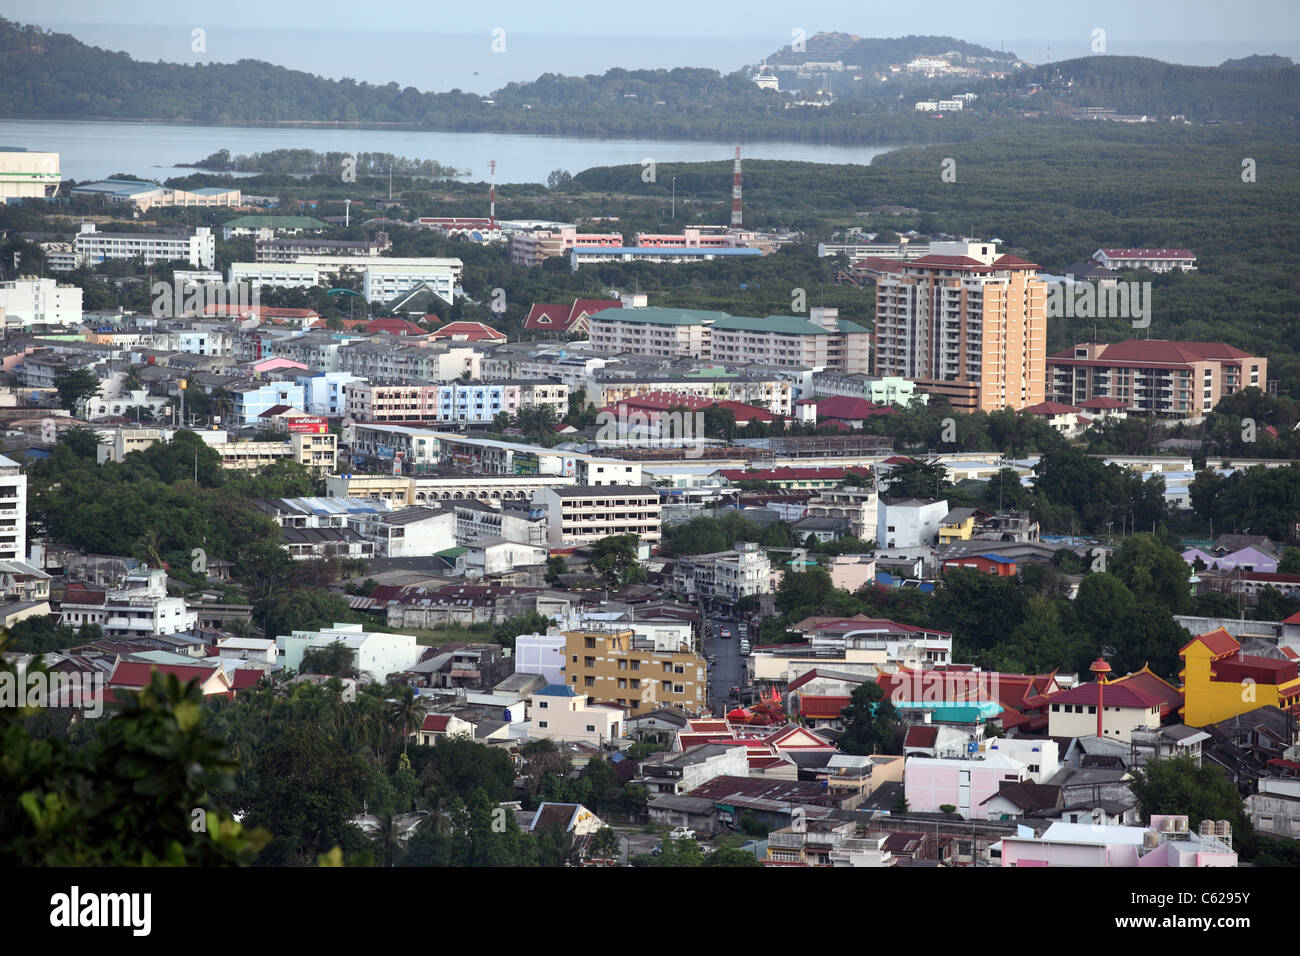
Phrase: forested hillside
[{"left": 2, "top": 19, "right": 1295, "bottom": 137}]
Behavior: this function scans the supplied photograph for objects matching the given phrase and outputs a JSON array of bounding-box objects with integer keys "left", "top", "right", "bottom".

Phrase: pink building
[
  {"left": 904, "top": 753, "right": 1028, "bottom": 819},
  {"left": 999, "top": 815, "right": 1237, "bottom": 867}
]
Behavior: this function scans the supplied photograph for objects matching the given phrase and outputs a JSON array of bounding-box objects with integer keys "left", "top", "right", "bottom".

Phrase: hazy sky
[{"left": 10, "top": 0, "right": 1299, "bottom": 95}]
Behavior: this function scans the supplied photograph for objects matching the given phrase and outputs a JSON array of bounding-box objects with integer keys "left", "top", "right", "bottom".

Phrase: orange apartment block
[
  {"left": 563, "top": 628, "right": 707, "bottom": 716},
  {"left": 874, "top": 241, "right": 1046, "bottom": 412}
]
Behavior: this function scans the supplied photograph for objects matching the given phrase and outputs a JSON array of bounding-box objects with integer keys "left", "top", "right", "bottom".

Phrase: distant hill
[
  {"left": 0, "top": 18, "right": 1294, "bottom": 137},
  {"left": 759, "top": 32, "right": 1019, "bottom": 69},
  {"left": 1008, "top": 56, "right": 1299, "bottom": 122},
  {"left": 1219, "top": 54, "right": 1294, "bottom": 70}
]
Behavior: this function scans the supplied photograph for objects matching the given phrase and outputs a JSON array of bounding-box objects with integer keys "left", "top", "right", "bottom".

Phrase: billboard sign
[{"left": 288, "top": 416, "right": 329, "bottom": 434}]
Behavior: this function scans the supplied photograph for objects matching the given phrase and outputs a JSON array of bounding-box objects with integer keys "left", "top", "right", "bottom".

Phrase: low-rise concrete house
[
  {"left": 278, "top": 623, "right": 420, "bottom": 683},
  {"left": 528, "top": 683, "right": 623, "bottom": 745},
  {"left": 638, "top": 743, "right": 749, "bottom": 795}
]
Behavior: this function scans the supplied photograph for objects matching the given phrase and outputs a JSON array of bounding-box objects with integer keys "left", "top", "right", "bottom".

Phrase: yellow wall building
[
  {"left": 563, "top": 628, "right": 707, "bottom": 716},
  {"left": 1179, "top": 627, "right": 1300, "bottom": 727}
]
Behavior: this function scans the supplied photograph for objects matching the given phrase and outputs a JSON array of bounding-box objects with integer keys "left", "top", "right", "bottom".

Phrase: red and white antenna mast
[
  {"left": 489, "top": 159, "right": 497, "bottom": 229},
  {"left": 730, "top": 146, "right": 743, "bottom": 228}
]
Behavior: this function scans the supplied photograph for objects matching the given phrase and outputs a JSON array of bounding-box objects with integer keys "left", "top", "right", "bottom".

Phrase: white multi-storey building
[
  {"left": 74, "top": 223, "right": 215, "bottom": 269},
  {"left": 0, "top": 277, "right": 83, "bottom": 326},
  {"left": 532, "top": 485, "right": 662, "bottom": 546},
  {"left": 229, "top": 256, "right": 462, "bottom": 304},
  {"left": 0, "top": 456, "right": 26, "bottom": 562},
  {"left": 671, "top": 541, "right": 772, "bottom": 606},
  {"left": 60, "top": 569, "right": 196, "bottom": 638}
]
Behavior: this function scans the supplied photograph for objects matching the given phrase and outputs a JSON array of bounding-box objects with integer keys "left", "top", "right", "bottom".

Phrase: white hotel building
[
  {"left": 72, "top": 223, "right": 215, "bottom": 270},
  {"left": 230, "top": 256, "right": 462, "bottom": 304}
]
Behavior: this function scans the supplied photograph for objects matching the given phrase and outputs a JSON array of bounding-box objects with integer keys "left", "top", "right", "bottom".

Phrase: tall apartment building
[
  {"left": 563, "top": 628, "right": 707, "bottom": 715},
  {"left": 0, "top": 276, "right": 83, "bottom": 326},
  {"left": 73, "top": 223, "right": 215, "bottom": 270},
  {"left": 874, "top": 241, "right": 1047, "bottom": 412},
  {"left": 532, "top": 485, "right": 662, "bottom": 546},
  {"left": 1047, "top": 340, "right": 1267, "bottom": 418},
  {"left": 0, "top": 456, "right": 26, "bottom": 562},
  {"left": 0, "top": 147, "right": 60, "bottom": 200}
]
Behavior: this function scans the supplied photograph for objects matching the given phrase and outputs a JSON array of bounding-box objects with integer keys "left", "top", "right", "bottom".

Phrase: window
[
  {"left": 585, "top": 637, "right": 596, "bottom": 649},
  {"left": 584, "top": 676, "right": 595, "bottom": 687},
  {"left": 538, "top": 721, "right": 548, "bottom": 728},
  {"left": 586, "top": 725, "right": 596, "bottom": 733},
  {"left": 538, "top": 700, "right": 548, "bottom": 709}
]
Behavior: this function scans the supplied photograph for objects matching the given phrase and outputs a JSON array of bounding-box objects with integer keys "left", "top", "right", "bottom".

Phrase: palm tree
[{"left": 389, "top": 686, "right": 427, "bottom": 755}]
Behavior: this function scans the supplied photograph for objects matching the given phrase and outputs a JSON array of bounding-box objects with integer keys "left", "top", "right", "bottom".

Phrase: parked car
[
  {"left": 720, "top": 628, "right": 732, "bottom": 639},
  {"left": 668, "top": 826, "right": 696, "bottom": 841}
]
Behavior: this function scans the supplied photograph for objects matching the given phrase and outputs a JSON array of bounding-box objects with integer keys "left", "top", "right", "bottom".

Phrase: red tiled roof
[
  {"left": 1055, "top": 340, "right": 1256, "bottom": 366},
  {"left": 814, "top": 396, "right": 896, "bottom": 421},
  {"left": 1111, "top": 667, "right": 1183, "bottom": 716},
  {"left": 850, "top": 256, "right": 904, "bottom": 274},
  {"left": 1181, "top": 626, "right": 1241, "bottom": 659},
  {"left": 1046, "top": 682, "right": 1164, "bottom": 709},
  {"left": 524, "top": 303, "right": 572, "bottom": 330},
  {"left": 429, "top": 321, "right": 506, "bottom": 341},
  {"left": 907, "top": 254, "right": 986, "bottom": 268},
  {"left": 421, "top": 714, "right": 451, "bottom": 732},
  {"left": 366, "top": 318, "right": 429, "bottom": 336},
  {"left": 795, "top": 695, "right": 851, "bottom": 719},
  {"left": 571, "top": 298, "right": 621, "bottom": 319},
  {"left": 904, "top": 725, "right": 940, "bottom": 748},
  {"left": 1078, "top": 397, "right": 1130, "bottom": 409},
  {"left": 108, "top": 661, "right": 224, "bottom": 689},
  {"left": 1023, "top": 401, "right": 1081, "bottom": 415},
  {"left": 231, "top": 669, "right": 264, "bottom": 691}
]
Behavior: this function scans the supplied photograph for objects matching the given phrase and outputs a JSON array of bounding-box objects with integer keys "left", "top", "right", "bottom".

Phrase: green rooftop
[
  {"left": 222, "top": 215, "right": 329, "bottom": 230},
  {"left": 594, "top": 306, "right": 730, "bottom": 326},
  {"left": 712, "top": 314, "right": 830, "bottom": 335}
]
